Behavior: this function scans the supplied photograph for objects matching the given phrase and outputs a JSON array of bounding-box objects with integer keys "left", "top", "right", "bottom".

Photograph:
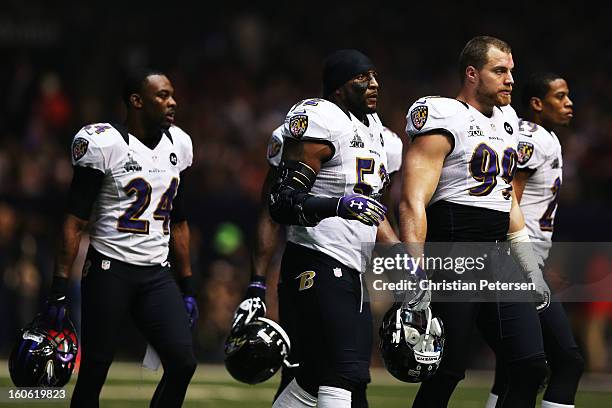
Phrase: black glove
[
  {"left": 232, "top": 275, "right": 267, "bottom": 332},
  {"left": 44, "top": 276, "right": 69, "bottom": 330}
]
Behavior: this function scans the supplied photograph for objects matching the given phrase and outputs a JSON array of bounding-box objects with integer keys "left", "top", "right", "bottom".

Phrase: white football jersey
[
  {"left": 281, "top": 98, "right": 389, "bottom": 271},
  {"left": 381, "top": 126, "right": 403, "bottom": 174},
  {"left": 267, "top": 124, "right": 402, "bottom": 174},
  {"left": 71, "top": 123, "right": 193, "bottom": 266},
  {"left": 406, "top": 97, "right": 519, "bottom": 212},
  {"left": 516, "top": 119, "right": 563, "bottom": 262}
]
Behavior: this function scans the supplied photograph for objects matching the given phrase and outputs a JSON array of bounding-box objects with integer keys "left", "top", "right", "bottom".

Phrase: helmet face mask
[
  {"left": 9, "top": 317, "right": 78, "bottom": 387},
  {"left": 224, "top": 317, "right": 291, "bottom": 385},
  {"left": 379, "top": 305, "right": 444, "bottom": 383}
]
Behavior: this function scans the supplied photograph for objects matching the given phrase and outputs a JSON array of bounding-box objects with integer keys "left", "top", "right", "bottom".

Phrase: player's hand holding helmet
[
  {"left": 378, "top": 243, "right": 431, "bottom": 311},
  {"left": 43, "top": 295, "right": 69, "bottom": 331},
  {"left": 231, "top": 276, "right": 267, "bottom": 332},
  {"left": 527, "top": 269, "right": 551, "bottom": 312},
  {"left": 224, "top": 317, "right": 291, "bottom": 384},
  {"left": 379, "top": 304, "right": 444, "bottom": 383},
  {"left": 43, "top": 276, "right": 70, "bottom": 331},
  {"left": 337, "top": 193, "right": 387, "bottom": 226}
]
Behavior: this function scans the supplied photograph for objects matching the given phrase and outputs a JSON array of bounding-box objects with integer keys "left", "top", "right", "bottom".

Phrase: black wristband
[
  {"left": 50, "top": 276, "right": 69, "bottom": 299},
  {"left": 302, "top": 196, "right": 340, "bottom": 221},
  {"left": 249, "top": 275, "right": 267, "bottom": 287},
  {"left": 178, "top": 275, "right": 196, "bottom": 296},
  {"left": 246, "top": 275, "right": 267, "bottom": 300}
]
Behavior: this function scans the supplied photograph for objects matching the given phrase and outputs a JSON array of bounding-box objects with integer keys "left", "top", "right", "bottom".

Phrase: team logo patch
[
  {"left": 297, "top": 271, "right": 316, "bottom": 291},
  {"left": 411, "top": 106, "right": 428, "bottom": 130},
  {"left": 504, "top": 122, "right": 513, "bottom": 134},
  {"left": 72, "top": 137, "right": 89, "bottom": 162},
  {"left": 267, "top": 134, "right": 282, "bottom": 159},
  {"left": 517, "top": 141, "right": 534, "bottom": 165},
  {"left": 289, "top": 115, "right": 308, "bottom": 138},
  {"left": 169, "top": 152, "right": 178, "bottom": 165}
]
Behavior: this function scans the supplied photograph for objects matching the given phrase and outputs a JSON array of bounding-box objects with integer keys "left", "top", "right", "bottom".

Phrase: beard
[{"left": 476, "top": 85, "right": 511, "bottom": 107}]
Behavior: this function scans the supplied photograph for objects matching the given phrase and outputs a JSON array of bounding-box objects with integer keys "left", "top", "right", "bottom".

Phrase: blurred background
[{"left": 1, "top": 0, "right": 611, "bottom": 375}]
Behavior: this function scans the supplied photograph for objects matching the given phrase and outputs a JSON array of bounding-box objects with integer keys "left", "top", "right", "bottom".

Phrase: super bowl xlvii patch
[
  {"left": 411, "top": 106, "right": 428, "bottom": 130},
  {"left": 267, "top": 134, "right": 283, "bottom": 159},
  {"left": 72, "top": 137, "right": 89, "bottom": 161},
  {"left": 289, "top": 114, "right": 308, "bottom": 138},
  {"left": 517, "top": 141, "right": 534, "bottom": 165}
]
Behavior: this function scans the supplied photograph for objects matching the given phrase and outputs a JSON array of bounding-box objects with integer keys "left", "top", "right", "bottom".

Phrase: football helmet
[
  {"left": 379, "top": 303, "right": 444, "bottom": 383},
  {"left": 224, "top": 317, "right": 291, "bottom": 384},
  {"left": 9, "top": 316, "right": 78, "bottom": 387}
]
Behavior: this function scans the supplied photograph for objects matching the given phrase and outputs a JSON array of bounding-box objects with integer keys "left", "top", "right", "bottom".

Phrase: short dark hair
[
  {"left": 521, "top": 72, "right": 562, "bottom": 108},
  {"left": 122, "top": 68, "right": 166, "bottom": 106},
  {"left": 458, "top": 36, "right": 512, "bottom": 83}
]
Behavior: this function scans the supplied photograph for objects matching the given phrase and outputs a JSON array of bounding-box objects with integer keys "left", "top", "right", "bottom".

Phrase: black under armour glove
[{"left": 231, "top": 275, "right": 267, "bottom": 332}]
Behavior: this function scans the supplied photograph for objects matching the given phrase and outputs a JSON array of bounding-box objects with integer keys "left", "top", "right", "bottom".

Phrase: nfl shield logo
[
  {"left": 333, "top": 268, "right": 342, "bottom": 277},
  {"left": 411, "top": 106, "right": 428, "bottom": 130},
  {"left": 101, "top": 260, "right": 111, "bottom": 270},
  {"left": 517, "top": 141, "right": 534, "bottom": 165},
  {"left": 289, "top": 114, "right": 309, "bottom": 138}
]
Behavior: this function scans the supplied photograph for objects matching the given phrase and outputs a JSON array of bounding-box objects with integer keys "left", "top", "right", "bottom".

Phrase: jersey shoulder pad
[
  {"left": 283, "top": 98, "right": 340, "bottom": 142},
  {"left": 382, "top": 126, "right": 403, "bottom": 174},
  {"left": 71, "top": 123, "right": 121, "bottom": 169},
  {"left": 499, "top": 104, "right": 519, "bottom": 122},
  {"left": 517, "top": 119, "right": 552, "bottom": 148},
  {"left": 267, "top": 125, "right": 284, "bottom": 167},
  {"left": 516, "top": 120, "right": 552, "bottom": 168},
  {"left": 382, "top": 125, "right": 400, "bottom": 141},
  {"left": 168, "top": 125, "right": 193, "bottom": 171},
  {"left": 406, "top": 96, "right": 466, "bottom": 137}
]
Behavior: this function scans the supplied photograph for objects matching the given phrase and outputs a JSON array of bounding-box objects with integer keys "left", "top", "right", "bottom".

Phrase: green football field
[{"left": 1, "top": 362, "right": 611, "bottom": 407}]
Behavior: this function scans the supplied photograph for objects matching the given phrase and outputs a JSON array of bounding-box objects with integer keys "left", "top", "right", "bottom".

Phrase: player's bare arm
[
  {"left": 511, "top": 169, "right": 534, "bottom": 203},
  {"left": 399, "top": 133, "right": 451, "bottom": 256},
  {"left": 282, "top": 137, "right": 333, "bottom": 172},
  {"left": 55, "top": 214, "right": 89, "bottom": 280},
  {"left": 508, "top": 188, "right": 526, "bottom": 233},
  {"left": 170, "top": 220, "right": 193, "bottom": 280},
  {"left": 251, "top": 166, "right": 282, "bottom": 279},
  {"left": 231, "top": 166, "right": 282, "bottom": 332},
  {"left": 376, "top": 219, "right": 400, "bottom": 244}
]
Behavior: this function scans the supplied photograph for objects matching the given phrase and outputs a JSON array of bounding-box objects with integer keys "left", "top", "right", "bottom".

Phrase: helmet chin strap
[{"left": 425, "top": 307, "right": 432, "bottom": 337}]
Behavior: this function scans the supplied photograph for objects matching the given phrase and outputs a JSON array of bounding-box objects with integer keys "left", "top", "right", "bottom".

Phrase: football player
[
  {"left": 268, "top": 49, "right": 412, "bottom": 408},
  {"left": 485, "top": 74, "right": 583, "bottom": 408},
  {"left": 231, "top": 123, "right": 403, "bottom": 405},
  {"left": 47, "top": 69, "right": 198, "bottom": 407},
  {"left": 401, "top": 36, "right": 549, "bottom": 407}
]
